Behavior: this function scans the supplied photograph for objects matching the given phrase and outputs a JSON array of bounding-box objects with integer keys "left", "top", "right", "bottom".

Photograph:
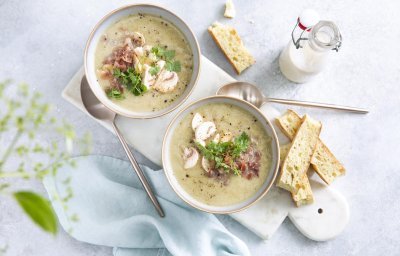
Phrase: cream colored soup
[
  {"left": 170, "top": 103, "right": 272, "bottom": 206},
  {"left": 95, "top": 14, "right": 193, "bottom": 112}
]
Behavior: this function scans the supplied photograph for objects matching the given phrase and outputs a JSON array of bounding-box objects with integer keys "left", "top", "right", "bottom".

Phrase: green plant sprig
[
  {"left": 112, "top": 67, "right": 147, "bottom": 97},
  {"left": 0, "top": 80, "right": 91, "bottom": 235},
  {"left": 195, "top": 132, "right": 250, "bottom": 176},
  {"left": 151, "top": 46, "right": 181, "bottom": 72}
]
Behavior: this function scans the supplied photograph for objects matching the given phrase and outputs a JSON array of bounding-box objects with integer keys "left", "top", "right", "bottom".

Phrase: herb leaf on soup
[
  {"left": 195, "top": 132, "right": 250, "bottom": 176},
  {"left": 149, "top": 65, "right": 160, "bottom": 76},
  {"left": 150, "top": 46, "right": 165, "bottom": 58},
  {"left": 165, "top": 60, "right": 181, "bottom": 72},
  {"left": 163, "top": 50, "right": 176, "bottom": 61},
  {"left": 112, "top": 68, "right": 147, "bottom": 96},
  {"left": 151, "top": 46, "right": 181, "bottom": 72},
  {"left": 99, "top": 26, "right": 186, "bottom": 101},
  {"left": 232, "top": 132, "right": 250, "bottom": 158},
  {"left": 106, "top": 88, "right": 124, "bottom": 99},
  {"left": 151, "top": 46, "right": 175, "bottom": 60}
]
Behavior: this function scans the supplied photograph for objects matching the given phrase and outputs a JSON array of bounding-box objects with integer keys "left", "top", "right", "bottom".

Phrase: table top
[{"left": 1, "top": 0, "right": 399, "bottom": 255}]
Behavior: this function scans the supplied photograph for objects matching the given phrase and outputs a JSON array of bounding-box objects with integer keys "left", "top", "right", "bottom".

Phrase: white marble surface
[{"left": 0, "top": 0, "right": 399, "bottom": 255}]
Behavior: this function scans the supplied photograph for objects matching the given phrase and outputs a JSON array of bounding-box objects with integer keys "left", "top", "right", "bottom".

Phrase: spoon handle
[
  {"left": 112, "top": 121, "right": 165, "bottom": 217},
  {"left": 265, "top": 97, "right": 369, "bottom": 114}
]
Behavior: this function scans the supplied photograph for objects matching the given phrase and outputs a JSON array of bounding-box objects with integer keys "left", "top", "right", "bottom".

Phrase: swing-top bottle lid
[{"left": 298, "top": 9, "right": 320, "bottom": 31}]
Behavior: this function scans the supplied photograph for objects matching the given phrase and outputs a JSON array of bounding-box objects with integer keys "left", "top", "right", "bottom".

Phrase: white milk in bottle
[{"left": 279, "top": 9, "right": 342, "bottom": 83}]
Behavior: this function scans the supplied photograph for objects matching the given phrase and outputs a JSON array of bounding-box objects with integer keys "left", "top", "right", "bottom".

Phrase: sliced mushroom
[
  {"left": 142, "top": 64, "right": 156, "bottom": 89},
  {"left": 148, "top": 52, "right": 158, "bottom": 62},
  {"left": 201, "top": 157, "right": 213, "bottom": 173},
  {"left": 156, "top": 60, "right": 166, "bottom": 70},
  {"left": 220, "top": 132, "right": 233, "bottom": 142},
  {"left": 143, "top": 45, "right": 152, "bottom": 52},
  {"left": 141, "top": 61, "right": 165, "bottom": 89},
  {"left": 212, "top": 133, "right": 220, "bottom": 143},
  {"left": 153, "top": 70, "right": 179, "bottom": 93},
  {"left": 191, "top": 113, "right": 203, "bottom": 131},
  {"left": 142, "top": 45, "right": 153, "bottom": 59},
  {"left": 130, "top": 32, "right": 145, "bottom": 47},
  {"left": 183, "top": 147, "right": 199, "bottom": 169},
  {"left": 195, "top": 121, "right": 216, "bottom": 141},
  {"left": 133, "top": 46, "right": 144, "bottom": 57},
  {"left": 124, "top": 37, "right": 135, "bottom": 50},
  {"left": 132, "top": 54, "right": 140, "bottom": 66}
]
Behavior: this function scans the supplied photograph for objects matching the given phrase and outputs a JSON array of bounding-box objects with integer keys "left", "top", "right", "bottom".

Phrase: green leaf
[
  {"left": 0, "top": 244, "right": 8, "bottom": 254},
  {"left": 150, "top": 46, "right": 165, "bottom": 58},
  {"left": 195, "top": 142, "right": 214, "bottom": 160},
  {"left": 113, "top": 68, "right": 122, "bottom": 78},
  {"left": 232, "top": 167, "right": 241, "bottom": 176},
  {"left": 149, "top": 66, "right": 160, "bottom": 76},
  {"left": 106, "top": 88, "right": 124, "bottom": 99},
  {"left": 112, "top": 68, "right": 147, "bottom": 96},
  {"left": 194, "top": 132, "right": 250, "bottom": 176},
  {"left": 16, "top": 116, "right": 24, "bottom": 131},
  {"left": 163, "top": 50, "right": 176, "bottom": 61},
  {"left": 0, "top": 183, "right": 10, "bottom": 191},
  {"left": 13, "top": 191, "right": 58, "bottom": 235},
  {"left": 18, "top": 83, "right": 29, "bottom": 97},
  {"left": 128, "top": 72, "right": 141, "bottom": 87},
  {"left": 131, "top": 83, "right": 147, "bottom": 96},
  {"left": 69, "top": 213, "right": 79, "bottom": 222},
  {"left": 165, "top": 61, "right": 181, "bottom": 72},
  {"left": 232, "top": 132, "right": 250, "bottom": 157}
]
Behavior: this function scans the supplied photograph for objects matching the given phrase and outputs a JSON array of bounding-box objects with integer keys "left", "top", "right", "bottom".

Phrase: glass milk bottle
[{"left": 279, "top": 9, "right": 342, "bottom": 83}]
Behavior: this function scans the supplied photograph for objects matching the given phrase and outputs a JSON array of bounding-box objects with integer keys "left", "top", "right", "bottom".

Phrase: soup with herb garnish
[
  {"left": 95, "top": 13, "right": 193, "bottom": 112},
  {"left": 170, "top": 103, "right": 273, "bottom": 206}
]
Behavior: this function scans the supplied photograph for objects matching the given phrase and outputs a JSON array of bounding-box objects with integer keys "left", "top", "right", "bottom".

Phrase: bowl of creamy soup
[
  {"left": 162, "top": 96, "right": 280, "bottom": 213},
  {"left": 84, "top": 4, "right": 200, "bottom": 118}
]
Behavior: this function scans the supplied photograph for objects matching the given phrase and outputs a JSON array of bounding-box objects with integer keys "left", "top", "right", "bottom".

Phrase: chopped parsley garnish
[
  {"left": 151, "top": 46, "right": 181, "bottom": 72},
  {"left": 151, "top": 46, "right": 175, "bottom": 60},
  {"left": 105, "top": 44, "right": 182, "bottom": 99},
  {"left": 149, "top": 65, "right": 160, "bottom": 76},
  {"left": 232, "top": 132, "right": 250, "bottom": 158},
  {"left": 195, "top": 132, "right": 250, "bottom": 176},
  {"left": 162, "top": 49, "right": 176, "bottom": 61},
  {"left": 106, "top": 88, "right": 124, "bottom": 99},
  {"left": 165, "top": 61, "right": 181, "bottom": 72},
  {"left": 150, "top": 46, "right": 165, "bottom": 58},
  {"left": 112, "top": 68, "right": 147, "bottom": 96}
]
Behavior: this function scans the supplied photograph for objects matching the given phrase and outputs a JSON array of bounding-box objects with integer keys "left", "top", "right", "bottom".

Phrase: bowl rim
[
  {"left": 162, "top": 95, "right": 280, "bottom": 214},
  {"left": 84, "top": 3, "right": 201, "bottom": 119}
]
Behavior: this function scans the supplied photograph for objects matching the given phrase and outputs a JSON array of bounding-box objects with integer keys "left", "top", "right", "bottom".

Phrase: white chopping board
[{"left": 62, "top": 56, "right": 349, "bottom": 241}]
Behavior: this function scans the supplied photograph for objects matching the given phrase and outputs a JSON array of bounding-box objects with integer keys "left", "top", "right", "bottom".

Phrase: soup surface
[
  {"left": 170, "top": 103, "right": 272, "bottom": 206},
  {"left": 95, "top": 14, "right": 193, "bottom": 112}
]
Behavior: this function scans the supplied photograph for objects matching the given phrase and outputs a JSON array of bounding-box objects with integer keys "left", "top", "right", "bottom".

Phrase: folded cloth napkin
[{"left": 43, "top": 155, "right": 250, "bottom": 256}]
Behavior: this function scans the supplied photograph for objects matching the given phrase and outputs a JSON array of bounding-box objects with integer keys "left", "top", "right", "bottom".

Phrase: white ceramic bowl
[
  {"left": 162, "top": 96, "right": 280, "bottom": 214},
  {"left": 84, "top": 4, "right": 201, "bottom": 119}
]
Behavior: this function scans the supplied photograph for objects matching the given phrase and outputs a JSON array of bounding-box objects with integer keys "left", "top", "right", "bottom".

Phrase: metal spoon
[
  {"left": 217, "top": 82, "right": 368, "bottom": 114},
  {"left": 80, "top": 76, "right": 165, "bottom": 217}
]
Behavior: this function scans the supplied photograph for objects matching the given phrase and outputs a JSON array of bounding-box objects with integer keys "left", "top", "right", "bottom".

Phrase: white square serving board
[{"left": 62, "top": 56, "right": 349, "bottom": 241}]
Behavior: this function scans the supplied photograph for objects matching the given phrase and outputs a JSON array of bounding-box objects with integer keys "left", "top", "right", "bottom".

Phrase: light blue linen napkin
[{"left": 43, "top": 155, "right": 250, "bottom": 256}]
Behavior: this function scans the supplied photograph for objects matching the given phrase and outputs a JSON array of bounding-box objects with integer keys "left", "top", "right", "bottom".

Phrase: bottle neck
[{"left": 308, "top": 20, "right": 342, "bottom": 52}]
